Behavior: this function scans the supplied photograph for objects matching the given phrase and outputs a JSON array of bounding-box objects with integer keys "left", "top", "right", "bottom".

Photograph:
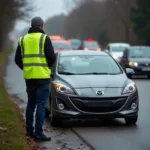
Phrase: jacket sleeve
[
  {"left": 44, "top": 36, "right": 56, "bottom": 68},
  {"left": 15, "top": 43, "right": 23, "bottom": 70}
]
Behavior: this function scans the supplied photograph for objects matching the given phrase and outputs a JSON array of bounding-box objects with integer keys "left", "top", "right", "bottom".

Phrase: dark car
[
  {"left": 46, "top": 50, "right": 139, "bottom": 127},
  {"left": 69, "top": 39, "right": 83, "bottom": 50},
  {"left": 120, "top": 46, "right": 150, "bottom": 77}
]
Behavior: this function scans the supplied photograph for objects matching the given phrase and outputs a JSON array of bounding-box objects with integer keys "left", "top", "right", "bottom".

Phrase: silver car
[
  {"left": 104, "top": 43, "right": 130, "bottom": 62},
  {"left": 46, "top": 50, "right": 139, "bottom": 127}
]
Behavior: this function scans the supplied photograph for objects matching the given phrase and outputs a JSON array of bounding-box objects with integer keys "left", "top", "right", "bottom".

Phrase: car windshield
[
  {"left": 84, "top": 42, "right": 99, "bottom": 48},
  {"left": 71, "top": 40, "right": 81, "bottom": 48},
  {"left": 111, "top": 46, "right": 129, "bottom": 52},
  {"left": 53, "top": 43, "right": 72, "bottom": 50},
  {"left": 58, "top": 55, "right": 122, "bottom": 75},
  {"left": 129, "top": 47, "right": 150, "bottom": 58}
]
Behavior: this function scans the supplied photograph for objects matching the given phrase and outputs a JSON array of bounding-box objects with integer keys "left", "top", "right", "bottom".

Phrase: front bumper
[
  {"left": 129, "top": 66, "right": 150, "bottom": 75},
  {"left": 52, "top": 91, "right": 139, "bottom": 119}
]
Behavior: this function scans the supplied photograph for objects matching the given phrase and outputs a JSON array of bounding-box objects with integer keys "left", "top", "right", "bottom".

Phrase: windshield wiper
[
  {"left": 58, "top": 72, "right": 76, "bottom": 75},
  {"left": 77, "top": 72, "right": 122, "bottom": 75},
  {"left": 77, "top": 72, "right": 109, "bottom": 75}
]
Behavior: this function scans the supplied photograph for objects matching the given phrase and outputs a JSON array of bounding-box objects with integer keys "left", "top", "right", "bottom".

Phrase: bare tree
[
  {"left": 0, "top": 0, "right": 33, "bottom": 50},
  {"left": 62, "top": 0, "right": 138, "bottom": 45},
  {"left": 106, "top": 0, "right": 136, "bottom": 43}
]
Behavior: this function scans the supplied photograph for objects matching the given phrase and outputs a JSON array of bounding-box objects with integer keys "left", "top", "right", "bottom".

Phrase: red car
[
  {"left": 52, "top": 40, "right": 72, "bottom": 53},
  {"left": 83, "top": 39, "right": 101, "bottom": 51}
]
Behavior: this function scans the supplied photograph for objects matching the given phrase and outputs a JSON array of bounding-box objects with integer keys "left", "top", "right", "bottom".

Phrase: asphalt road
[{"left": 5, "top": 44, "right": 150, "bottom": 150}]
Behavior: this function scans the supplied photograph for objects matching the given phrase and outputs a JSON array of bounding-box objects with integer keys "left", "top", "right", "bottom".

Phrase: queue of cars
[
  {"left": 103, "top": 42, "right": 150, "bottom": 78},
  {"left": 45, "top": 35, "right": 149, "bottom": 127},
  {"left": 49, "top": 35, "right": 101, "bottom": 53}
]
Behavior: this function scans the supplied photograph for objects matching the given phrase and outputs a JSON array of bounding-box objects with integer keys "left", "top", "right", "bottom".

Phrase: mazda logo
[{"left": 96, "top": 91, "right": 104, "bottom": 96}]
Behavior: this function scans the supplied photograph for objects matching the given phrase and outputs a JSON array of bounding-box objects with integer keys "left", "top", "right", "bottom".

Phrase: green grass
[{"left": 0, "top": 42, "right": 31, "bottom": 150}]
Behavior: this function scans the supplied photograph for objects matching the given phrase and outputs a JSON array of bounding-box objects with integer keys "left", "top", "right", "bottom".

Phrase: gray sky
[{"left": 15, "top": 0, "right": 66, "bottom": 31}]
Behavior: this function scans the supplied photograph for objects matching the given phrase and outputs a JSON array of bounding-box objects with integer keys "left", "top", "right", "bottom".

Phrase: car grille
[
  {"left": 69, "top": 97, "right": 128, "bottom": 113},
  {"left": 138, "top": 62, "right": 150, "bottom": 67}
]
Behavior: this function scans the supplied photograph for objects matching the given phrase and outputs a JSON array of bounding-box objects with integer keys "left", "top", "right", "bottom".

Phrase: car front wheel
[
  {"left": 50, "top": 114, "right": 61, "bottom": 127},
  {"left": 50, "top": 102, "right": 62, "bottom": 127},
  {"left": 125, "top": 115, "right": 138, "bottom": 125},
  {"left": 45, "top": 108, "right": 50, "bottom": 118}
]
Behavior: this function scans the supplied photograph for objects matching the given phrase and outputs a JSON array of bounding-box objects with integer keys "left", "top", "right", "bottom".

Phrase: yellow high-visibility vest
[{"left": 19, "top": 33, "right": 51, "bottom": 79}]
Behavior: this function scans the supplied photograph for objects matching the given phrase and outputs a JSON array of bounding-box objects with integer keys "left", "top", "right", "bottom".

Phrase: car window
[
  {"left": 52, "top": 43, "right": 72, "bottom": 50},
  {"left": 111, "top": 46, "right": 129, "bottom": 52},
  {"left": 58, "top": 55, "right": 122, "bottom": 75},
  {"left": 84, "top": 42, "right": 99, "bottom": 48},
  {"left": 129, "top": 47, "right": 150, "bottom": 58},
  {"left": 71, "top": 40, "right": 81, "bottom": 48}
]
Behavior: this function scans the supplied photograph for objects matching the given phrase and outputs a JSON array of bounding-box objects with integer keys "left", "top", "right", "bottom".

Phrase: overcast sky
[{"left": 15, "top": 0, "right": 66, "bottom": 31}]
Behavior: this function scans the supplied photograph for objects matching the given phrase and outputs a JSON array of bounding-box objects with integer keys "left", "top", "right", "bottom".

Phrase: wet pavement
[
  {"left": 4, "top": 43, "right": 150, "bottom": 150},
  {"left": 4, "top": 43, "right": 90, "bottom": 150}
]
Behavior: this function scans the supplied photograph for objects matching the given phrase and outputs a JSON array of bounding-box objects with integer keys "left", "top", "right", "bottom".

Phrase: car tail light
[
  {"left": 67, "top": 40, "right": 71, "bottom": 43},
  {"left": 87, "top": 38, "right": 93, "bottom": 42},
  {"left": 84, "top": 48, "right": 88, "bottom": 50}
]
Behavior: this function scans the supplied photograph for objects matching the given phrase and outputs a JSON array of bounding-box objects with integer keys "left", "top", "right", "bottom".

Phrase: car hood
[
  {"left": 129, "top": 58, "right": 150, "bottom": 63},
  {"left": 111, "top": 52, "right": 123, "bottom": 57},
  {"left": 57, "top": 74, "right": 128, "bottom": 97},
  {"left": 59, "top": 74, "right": 127, "bottom": 88}
]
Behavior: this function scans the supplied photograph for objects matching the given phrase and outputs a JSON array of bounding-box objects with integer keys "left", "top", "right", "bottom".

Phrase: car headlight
[
  {"left": 129, "top": 61, "right": 138, "bottom": 67},
  {"left": 134, "top": 62, "right": 138, "bottom": 67},
  {"left": 129, "top": 61, "right": 133, "bottom": 66},
  {"left": 53, "top": 82, "right": 75, "bottom": 95},
  {"left": 122, "top": 82, "right": 136, "bottom": 94}
]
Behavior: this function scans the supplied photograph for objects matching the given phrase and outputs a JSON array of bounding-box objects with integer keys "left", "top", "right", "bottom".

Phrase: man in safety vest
[{"left": 15, "top": 17, "right": 55, "bottom": 141}]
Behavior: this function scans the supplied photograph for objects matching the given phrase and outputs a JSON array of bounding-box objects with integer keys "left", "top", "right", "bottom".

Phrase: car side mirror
[{"left": 126, "top": 68, "right": 135, "bottom": 75}]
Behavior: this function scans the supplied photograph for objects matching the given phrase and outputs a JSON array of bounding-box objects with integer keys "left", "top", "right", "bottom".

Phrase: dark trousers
[{"left": 25, "top": 84, "right": 50, "bottom": 136}]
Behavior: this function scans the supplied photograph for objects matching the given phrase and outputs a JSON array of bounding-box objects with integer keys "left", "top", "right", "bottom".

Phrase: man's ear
[{"left": 40, "top": 24, "right": 44, "bottom": 29}]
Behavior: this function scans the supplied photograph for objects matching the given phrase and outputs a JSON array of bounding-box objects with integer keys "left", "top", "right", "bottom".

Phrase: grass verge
[{"left": 0, "top": 42, "right": 36, "bottom": 150}]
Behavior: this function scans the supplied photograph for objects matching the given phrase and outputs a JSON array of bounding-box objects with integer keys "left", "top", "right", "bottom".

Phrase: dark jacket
[{"left": 15, "top": 27, "right": 56, "bottom": 91}]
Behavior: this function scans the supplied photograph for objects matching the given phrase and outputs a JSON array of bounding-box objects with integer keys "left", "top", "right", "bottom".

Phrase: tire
[
  {"left": 50, "top": 100, "right": 62, "bottom": 127},
  {"left": 50, "top": 114, "right": 61, "bottom": 127},
  {"left": 45, "top": 108, "right": 50, "bottom": 118},
  {"left": 125, "top": 115, "right": 138, "bottom": 125}
]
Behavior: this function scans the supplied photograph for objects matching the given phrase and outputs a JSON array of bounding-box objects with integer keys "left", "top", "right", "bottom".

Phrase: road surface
[{"left": 4, "top": 45, "right": 150, "bottom": 150}]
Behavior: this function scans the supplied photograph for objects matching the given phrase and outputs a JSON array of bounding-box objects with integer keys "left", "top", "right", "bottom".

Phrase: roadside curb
[{"left": 71, "top": 128, "right": 95, "bottom": 150}]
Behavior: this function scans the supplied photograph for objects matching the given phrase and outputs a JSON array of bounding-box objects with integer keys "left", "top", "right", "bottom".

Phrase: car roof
[
  {"left": 109, "top": 43, "right": 130, "bottom": 46},
  {"left": 70, "top": 39, "right": 81, "bottom": 41},
  {"left": 52, "top": 40, "right": 70, "bottom": 44},
  {"left": 59, "top": 50, "right": 108, "bottom": 56},
  {"left": 83, "top": 40, "right": 97, "bottom": 43},
  {"left": 129, "top": 46, "right": 150, "bottom": 49}
]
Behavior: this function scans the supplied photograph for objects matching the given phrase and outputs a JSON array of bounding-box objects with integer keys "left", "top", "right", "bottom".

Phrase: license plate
[
  {"left": 87, "top": 102, "right": 112, "bottom": 107},
  {"left": 142, "top": 67, "right": 150, "bottom": 71}
]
